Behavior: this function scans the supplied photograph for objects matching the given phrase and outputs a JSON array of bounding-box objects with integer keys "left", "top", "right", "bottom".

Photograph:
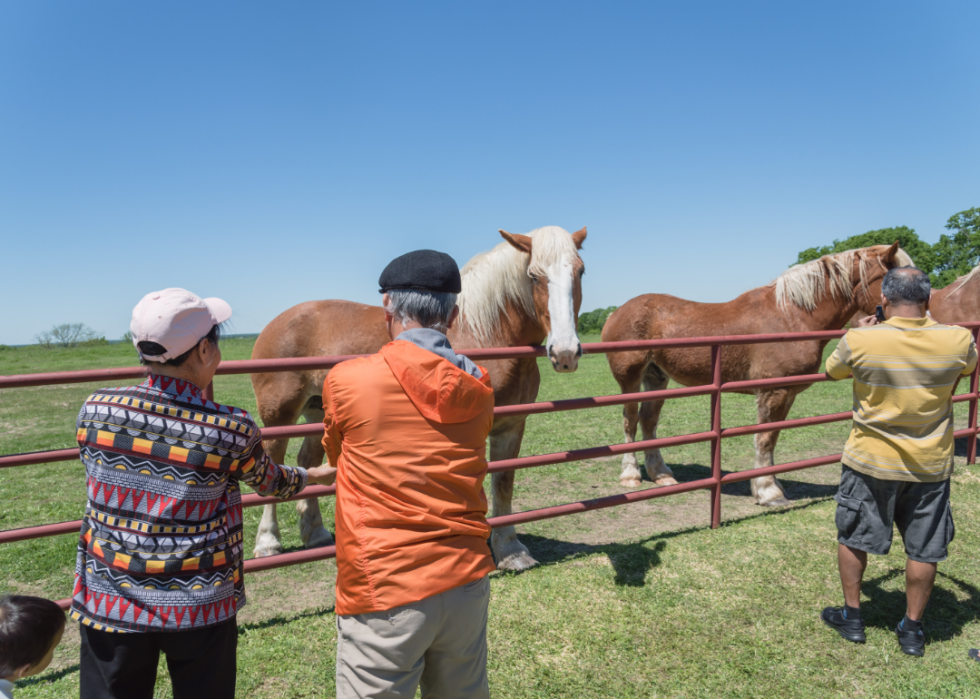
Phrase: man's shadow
[{"left": 861, "top": 569, "right": 980, "bottom": 642}]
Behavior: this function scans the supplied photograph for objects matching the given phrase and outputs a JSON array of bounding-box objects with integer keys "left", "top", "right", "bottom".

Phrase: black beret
[{"left": 379, "top": 250, "right": 462, "bottom": 294}]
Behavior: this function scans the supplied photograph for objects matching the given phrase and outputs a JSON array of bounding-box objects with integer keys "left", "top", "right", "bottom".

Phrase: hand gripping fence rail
[{"left": 3, "top": 324, "right": 980, "bottom": 610}]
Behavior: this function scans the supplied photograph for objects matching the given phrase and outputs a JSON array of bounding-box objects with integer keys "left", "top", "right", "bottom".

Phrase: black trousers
[{"left": 79, "top": 618, "right": 237, "bottom": 699}]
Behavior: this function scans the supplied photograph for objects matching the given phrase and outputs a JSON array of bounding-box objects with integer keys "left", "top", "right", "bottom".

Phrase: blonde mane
[
  {"left": 771, "top": 246, "right": 914, "bottom": 312},
  {"left": 457, "top": 226, "right": 580, "bottom": 344}
]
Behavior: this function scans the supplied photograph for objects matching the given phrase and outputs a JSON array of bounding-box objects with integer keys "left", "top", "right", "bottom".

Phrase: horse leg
[
  {"left": 751, "top": 389, "right": 795, "bottom": 507},
  {"left": 640, "top": 364, "right": 676, "bottom": 486},
  {"left": 295, "top": 406, "right": 334, "bottom": 548},
  {"left": 490, "top": 422, "right": 537, "bottom": 571},
  {"left": 254, "top": 435, "right": 290, "bottom": 558},
  {"left": 608, "top": 353, "right": 647, "bottom": 487}
]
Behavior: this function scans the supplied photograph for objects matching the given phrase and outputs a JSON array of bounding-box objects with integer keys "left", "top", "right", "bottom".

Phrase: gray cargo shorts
[
  {"left": 835, "top": 464, "right": 954, "bottom": 563},
  {"left": 336, "top": 575, "right": 490, "bottom": 699}
]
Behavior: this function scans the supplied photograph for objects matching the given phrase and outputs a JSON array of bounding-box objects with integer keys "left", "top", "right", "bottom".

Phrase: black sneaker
[
  {"left": 895, "top": 618, "right": 925, "bottom": 657},
  {"left": 821, "top": 606, "right": 866, "bottom": 643}
]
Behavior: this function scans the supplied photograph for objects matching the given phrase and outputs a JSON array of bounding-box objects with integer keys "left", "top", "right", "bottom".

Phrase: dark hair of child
[{"left": 0, "top": 595, "right": 66, "bottom": 678}]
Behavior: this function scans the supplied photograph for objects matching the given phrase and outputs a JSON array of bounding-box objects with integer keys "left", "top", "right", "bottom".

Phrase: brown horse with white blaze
[
  {"left": 250, "top": 226, "right": 587, "bottom": 571},
  {"left": 602, "top": 243, "right": 911, "bottom": 506}
]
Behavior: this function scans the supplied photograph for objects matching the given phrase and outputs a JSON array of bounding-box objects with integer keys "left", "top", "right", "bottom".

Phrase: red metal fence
[{"left": 3, "top": 324, "right": 980, "bottom": 609}]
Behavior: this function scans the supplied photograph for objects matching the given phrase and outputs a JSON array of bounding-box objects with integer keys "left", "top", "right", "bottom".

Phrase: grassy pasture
[{"left": 3, "top": 337, "right": 980, "bottom": 697}]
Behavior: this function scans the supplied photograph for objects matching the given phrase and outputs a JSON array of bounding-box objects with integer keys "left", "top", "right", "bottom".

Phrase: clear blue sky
[{"left": 1, "top": 1, "right": 977, "bottom": 344}]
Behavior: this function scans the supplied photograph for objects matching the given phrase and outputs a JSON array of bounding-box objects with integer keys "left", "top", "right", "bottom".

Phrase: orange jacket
[{"left": 322, "top": 340, "right": 496, "bottom": 615}]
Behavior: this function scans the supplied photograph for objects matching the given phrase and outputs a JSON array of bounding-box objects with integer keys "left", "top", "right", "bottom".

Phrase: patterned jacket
[{"left": 70, "top": 375, "right": 307, "bottom": 633}]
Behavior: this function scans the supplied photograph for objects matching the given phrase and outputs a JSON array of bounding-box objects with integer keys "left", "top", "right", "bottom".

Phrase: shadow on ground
[
  {"left": 658, "top": 461, "right": 839, "bottom": 500},
  {"left": 19, "top": 664, "right": 80, "bottom": 687},
  {"left": 509, "top": 496, "right": 832, "bottom": 586},
  {"left": 238, "top": 605, "right": 335, "bottom": 633},
  {"left": 955, "top": 436, "right": 974, "bottom": 458},
  {"left": 862, "top": 570, "right": 980, "bottom": 643}
]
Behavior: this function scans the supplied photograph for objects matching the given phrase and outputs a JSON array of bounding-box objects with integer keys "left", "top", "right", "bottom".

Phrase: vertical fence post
[
  {"left": 969, "top": 328, "right": 980, "bottom": 465},
  {"left": 710, "top": 344, "right": 723, "bottom": 529}
]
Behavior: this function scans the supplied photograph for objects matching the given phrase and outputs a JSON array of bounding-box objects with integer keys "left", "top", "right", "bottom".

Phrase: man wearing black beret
[{"left": 323, "top": 250, "right": 495, "bottom": 699}]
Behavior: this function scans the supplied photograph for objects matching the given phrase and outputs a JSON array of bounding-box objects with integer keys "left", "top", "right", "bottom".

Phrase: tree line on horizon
[
  {"left": 576, "top": 206, "right": 979, "bottom": 335},
  {"left": 794, "top": 206, "right": 980, "bottom": 288}
]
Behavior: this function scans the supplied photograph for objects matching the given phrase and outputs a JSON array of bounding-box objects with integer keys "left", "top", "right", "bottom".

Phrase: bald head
[{"left": 882, "top": 266, "right": 931, "bottom": 306}]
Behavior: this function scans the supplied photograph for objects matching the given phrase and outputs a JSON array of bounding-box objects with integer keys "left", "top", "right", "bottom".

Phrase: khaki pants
[{"left": 336, "top": 576, "right": 490, "bottom": 699}]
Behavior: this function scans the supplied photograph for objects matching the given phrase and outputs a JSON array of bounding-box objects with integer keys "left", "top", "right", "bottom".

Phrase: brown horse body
[
  {"left": 250, "top": 226, "right": 587, "bottom": 571},
  {"left": 602, "top": 244, "right": 910, "bottom": 505},
  {"left": 847, "top": 264, "right": 980, "bottom": 326},
  {"left": 930, "top": 267, "right": 980, "bottom": 323},
  {"left": 876, "top": 264, "right": 980, "bottom": 323}
]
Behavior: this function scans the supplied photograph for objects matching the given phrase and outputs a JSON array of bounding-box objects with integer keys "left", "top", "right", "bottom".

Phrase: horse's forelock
[{"left": 526, "top": 226, "right": 582, "bottom": 278}]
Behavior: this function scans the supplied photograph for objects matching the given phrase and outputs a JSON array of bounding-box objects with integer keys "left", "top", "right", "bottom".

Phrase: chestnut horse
[
  {"left": 850, "top": 263, "right": 980, "bottom": 325},
  {"left": 602, "top": 243, "right": 911, "bottom": 506},
  {"left": 250, "top": 226, "right": 587, "bottom": 571}
]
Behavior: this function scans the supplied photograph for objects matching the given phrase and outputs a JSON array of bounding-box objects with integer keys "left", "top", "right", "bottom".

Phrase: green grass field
[{"left": 3, "top": 337, "right": 980, "bottom": 697}]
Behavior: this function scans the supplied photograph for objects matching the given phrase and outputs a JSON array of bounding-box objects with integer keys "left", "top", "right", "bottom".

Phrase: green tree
[
  {"left": 794, "top": 226, "right": 935, "bottom": 274},
  {"left": 929, "top": 207, "right": 980, "bottom": 288},
  {"left": 577, "top": 306, "right": 618, "bottom": 335}
]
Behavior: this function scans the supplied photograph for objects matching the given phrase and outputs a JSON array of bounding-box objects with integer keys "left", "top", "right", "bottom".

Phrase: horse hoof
[
  {"left": 654, "top": 476, "right": 679, "bottom": 486},
  {"left": 496, "top": 550, "right": 538, "bottom": 572},
  {"left": 620, "top": 478, "right": 642, "bottom": 488},
  {"left": 759, "top": 497, "right": 792, "bottom": 508},
  {"left": 304, "top": 527, "right": 335, "bottom": 549},
  {"left": 253, "top": 545, "right": 283, "bottom": 558}
]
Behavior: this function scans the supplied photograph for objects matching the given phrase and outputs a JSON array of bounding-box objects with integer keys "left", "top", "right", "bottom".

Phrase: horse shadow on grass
[
  {"left": 663, "top": 461, "right": 839, "bottom": 500},
  {"left": 505, "top": 534, "right": 668, "bottom": 587},
  {"left": 860, "top": 569, "right": 980, "bottom": 643},
  {"left": 954, "top": 436, "right": 974, "bottom": 458},
  {"left": 507, "top": 491, "right": 837, "bottom": 589}
]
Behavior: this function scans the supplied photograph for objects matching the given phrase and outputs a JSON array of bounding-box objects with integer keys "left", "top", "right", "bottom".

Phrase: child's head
[{"left": 0, "top": 595, "right": 66, "bottom": 681}]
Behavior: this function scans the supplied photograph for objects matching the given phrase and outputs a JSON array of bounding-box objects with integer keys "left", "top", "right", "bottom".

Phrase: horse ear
[
  {"left": 885, "top": 240, "right": 901, "bottom": 263},
  {"left": 499, "top": 229, "right": 533, "bottom": 255},
  {"left": 571, "top": 227, "right": 587, "bottom": 249}
]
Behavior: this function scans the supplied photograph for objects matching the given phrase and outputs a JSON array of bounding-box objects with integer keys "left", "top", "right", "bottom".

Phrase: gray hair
[
  {"left": 882, "top": 266, "right": 931, "bottom": 305},
  {"left": 383, "top": 290, "right": 457, "bottom": 332}
]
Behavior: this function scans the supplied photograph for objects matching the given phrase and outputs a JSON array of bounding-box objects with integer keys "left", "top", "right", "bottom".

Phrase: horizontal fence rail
[{"left": 3, "top": 323, "right": 980, "bottom": 611}]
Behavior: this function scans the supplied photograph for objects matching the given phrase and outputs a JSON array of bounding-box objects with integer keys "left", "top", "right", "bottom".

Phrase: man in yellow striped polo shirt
[{"left": 821, "top": 267, "right": 977, "bottom": 657}]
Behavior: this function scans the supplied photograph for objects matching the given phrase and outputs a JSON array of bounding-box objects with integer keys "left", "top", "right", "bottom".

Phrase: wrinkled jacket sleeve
[
  {"left": 825, "top": 333, "right": 854, "bottom": 380},
  {"left": 236, "top": 414, "right": 308, "bottom": 497},
  {"left": 321, "top": 374, "right": 343, "bottom": 468},
  {"left": 962, "top": 336, "right": 978, "bottom": 376}
]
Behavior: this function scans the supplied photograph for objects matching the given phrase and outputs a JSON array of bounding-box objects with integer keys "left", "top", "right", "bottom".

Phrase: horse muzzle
[{"left": 548, "top": 343, "right": 582, "bottom": 373}]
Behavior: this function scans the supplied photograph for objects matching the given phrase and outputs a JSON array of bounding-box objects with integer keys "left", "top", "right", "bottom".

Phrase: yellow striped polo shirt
[{"left": 826, "top": 315, "right": 978, "bottom": 482}]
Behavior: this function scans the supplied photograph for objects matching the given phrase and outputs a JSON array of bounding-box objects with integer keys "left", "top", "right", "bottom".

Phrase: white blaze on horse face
[{"left": 546, "top": 257, "right": 582, "bottom": 373}]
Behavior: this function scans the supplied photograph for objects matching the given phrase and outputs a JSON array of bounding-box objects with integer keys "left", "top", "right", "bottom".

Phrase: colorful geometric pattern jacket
[{"left": 70, "top": 375, "right": 307, "bottom": 633}]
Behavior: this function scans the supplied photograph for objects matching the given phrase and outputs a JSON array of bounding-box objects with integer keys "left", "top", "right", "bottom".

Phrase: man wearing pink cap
[{"left": 72, "top": 289, "right": 335, "bottom": 699}]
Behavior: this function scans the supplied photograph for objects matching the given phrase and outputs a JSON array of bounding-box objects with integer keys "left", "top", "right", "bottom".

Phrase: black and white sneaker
[
  {"left": 821, "top": 606, "right": 866, "bottom": 643},
  {"left": 895, "top": 617, "right": 925, "bottom": 657}
]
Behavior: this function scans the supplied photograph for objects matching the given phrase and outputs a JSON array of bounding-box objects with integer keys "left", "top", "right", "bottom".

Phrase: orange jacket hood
[{"left": 380, "top": 340, "right": 493, "bottom": 424}]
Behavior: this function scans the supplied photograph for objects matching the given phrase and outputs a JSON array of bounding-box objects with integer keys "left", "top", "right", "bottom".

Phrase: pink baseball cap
[{"left": 130, "top": 288, "right": 233, "bottom": 362}]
